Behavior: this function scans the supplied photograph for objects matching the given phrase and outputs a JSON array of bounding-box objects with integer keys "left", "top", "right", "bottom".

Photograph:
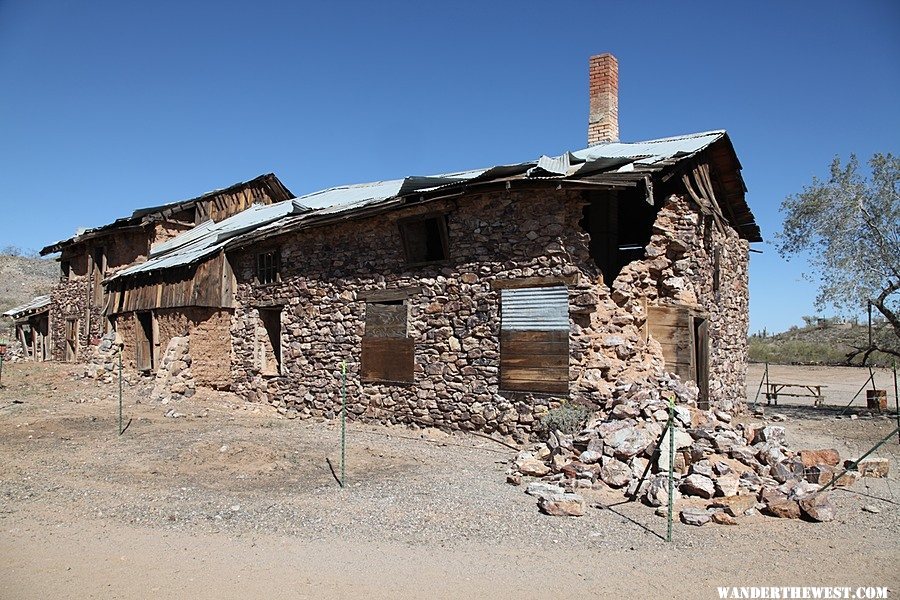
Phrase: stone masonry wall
[
  {"left": 49, "top": 279, "right": 104, "bottom": 362},
  {"left": 228, "top": 188, "right": 749, "bottom": 439}
]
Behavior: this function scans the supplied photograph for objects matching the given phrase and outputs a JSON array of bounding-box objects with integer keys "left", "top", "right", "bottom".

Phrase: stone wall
[
  {"left": 227, "top": 187, "right": 750, "bottom": 439},
  {"left": 49, "top": 279, "right": 104, "bottom": 362}
]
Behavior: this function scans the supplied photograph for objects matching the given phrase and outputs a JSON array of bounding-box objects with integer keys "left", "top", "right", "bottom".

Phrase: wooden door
[
  {"left": 648, "top": 305, "right": 711, "bottom": 407},
  {"left": 136, "top": 312, "right": 155, "bottom": 371},
  {"left": 694, "top": 317, "right": 709, "bottom": 409},
  {"left": 36, "top": 315, "right": 50, "bottom": 361},
  {"left": 65, "top": 319, "right": 78, "bottom": 362},
  {"left": 647, "top": 305, "right": 694, "bottom": 382}
]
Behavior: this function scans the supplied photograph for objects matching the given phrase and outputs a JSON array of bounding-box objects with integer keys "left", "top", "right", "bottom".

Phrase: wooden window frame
[
  {"left": 255, "top": 249, "right": 281, "bottom": 286},
  {"left": 398, "top": 213, "right": 450, "bottom": 266}
]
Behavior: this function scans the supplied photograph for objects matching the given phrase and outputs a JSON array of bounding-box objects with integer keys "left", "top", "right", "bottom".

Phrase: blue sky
[{"left": 1, "top": 0, "right": 898, "bottom": 333}]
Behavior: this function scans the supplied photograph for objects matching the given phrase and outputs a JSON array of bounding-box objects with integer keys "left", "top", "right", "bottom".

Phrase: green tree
[{"left": 777, "top": 153, "right": 900, "bottom": 362}]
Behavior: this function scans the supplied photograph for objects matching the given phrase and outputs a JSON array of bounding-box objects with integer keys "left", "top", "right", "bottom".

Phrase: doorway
[
  {"left": 65, "top": 318, "right": 78, "bottom": 362},
  {"left": 693, "top": 316, "right": 710, "bottom": 409},
  {"left": 136, "top": 311, "right": 156, "bottom": 372}
]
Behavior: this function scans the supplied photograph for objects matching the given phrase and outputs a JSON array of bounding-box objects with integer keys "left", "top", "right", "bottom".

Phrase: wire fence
[{"left": 747, "top": 362, "right": 898, "bottom": 411}]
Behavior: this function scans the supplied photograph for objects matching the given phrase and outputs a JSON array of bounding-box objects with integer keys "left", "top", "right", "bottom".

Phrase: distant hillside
[
  {"left": 0, "top": 249, "right": 58, "bottom": 332},
  {"left": 749, "top": 318, "right": 899, "bottom": 367}
]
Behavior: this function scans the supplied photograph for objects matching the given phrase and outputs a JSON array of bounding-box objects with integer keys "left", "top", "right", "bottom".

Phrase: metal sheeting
[
  {"left": 500, "top": 287, "right": 569, "bottom": 331},
  {"left": 110, "top": 200, "right": 302, "bottom": 280},
  {"left": 295, "top": 180, "right": 406, "bottom": 210},
  {"left": 571, "top": 130, "right": 725, "bottom": 164},
  {"left": 3, "top": 295, "right": 51, "bottom": 318},
  {"left": 108, "top": 128, "right": 754, "bottom": 284}
]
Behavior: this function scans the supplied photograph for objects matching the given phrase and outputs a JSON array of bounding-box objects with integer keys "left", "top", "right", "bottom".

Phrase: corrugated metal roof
[
  {"left": 572, "top": 130, "right": 725, "bottom": 163},
  {"left": 3, "top": 295, "right": 51, "bottom": 318},
  {"left": 110, "top": 200, "right": 303, "bottom": 280},
  {"left": 111, "top": 129, "right": 754, "bottom": 281},
  {"left": 40, "top": 173, "right": 295, "bottom": 256}
]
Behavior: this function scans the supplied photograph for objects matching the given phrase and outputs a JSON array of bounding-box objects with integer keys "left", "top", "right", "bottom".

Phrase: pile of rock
[
  {"left": 509, "top": 371, "right": 879, "bottom": 525},
  {"left": 84, "top": 332, "right": 123, "bottom": 383},
  {"left": 1, "top": 340, "right": 26, "bottom": 363},
  {"left": 150, "top": 336, "right": 196, "bottom": 403}
]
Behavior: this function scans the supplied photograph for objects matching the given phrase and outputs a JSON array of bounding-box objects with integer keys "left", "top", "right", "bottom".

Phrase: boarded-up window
[
  {"left": 500, "top": 286, "right": 569, "bottom": 394},
  {"left": 256, "top": 250, "right": 280, "bottom": 285},
  {"left": 256, "top": 308, "right": 282, "bottom": 376},
  {"left": 361, "top": 300, "right": 414, "bottom": 383},
  {"left": 647, "top": 305, "right": 709, "bottom": 408},
  {"left": 399, "top": 215, "right": 449, "bottom": 265}
]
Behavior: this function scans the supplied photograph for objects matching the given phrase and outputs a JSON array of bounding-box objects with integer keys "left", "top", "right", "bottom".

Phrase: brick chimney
[{"left": 588, "top": 53, "right": 619, "bottom": 146}]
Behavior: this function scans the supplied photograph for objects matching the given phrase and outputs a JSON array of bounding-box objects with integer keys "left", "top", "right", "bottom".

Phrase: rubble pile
[
  {"left": 1, "top": 340, "right": 26, "bottom": 363},
  {"left": 84, "top": 332, "right": 124, "bottom": 383},
  {"left": 150, "top": 336, "right": 196, "bottom": 403},
  {"left": 509, "top": 371, "right": 881, "bottom": 525}
]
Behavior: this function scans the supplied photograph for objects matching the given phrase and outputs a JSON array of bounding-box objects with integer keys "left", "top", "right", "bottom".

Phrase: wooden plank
[
  {"left": 365, "top": 302, "right": 407, "bottom": 337},
  {"left": 500, "top": 328, "right": 569, "bottom": 394},
  {"left": 648, "top": 304, "right": 694, "bottom": 382},
  {"left": 501, "top": 367, "right": 568, "bottom": 382},
  {"left": 360, "top": 287, "right": 422, "bottom": 302},
  {"left": 361, "top": 337, "right": 414, "bottom": 383},
  {"left": 501, "top": 330, "right": 568, "bottom": 344},
  {"left": 500, "top": 377, "right": 568, "bottom": 394},
  {"left": 500, "top": 353, "right": 569, "bottom": 368},
  {"left": 491, "top": 275, "right": 579, "bottom": 290}
]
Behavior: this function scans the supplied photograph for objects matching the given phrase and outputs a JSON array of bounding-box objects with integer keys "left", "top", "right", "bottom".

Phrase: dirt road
[{"left": 1, "top": 362, "right": 898, "bottom": 599}]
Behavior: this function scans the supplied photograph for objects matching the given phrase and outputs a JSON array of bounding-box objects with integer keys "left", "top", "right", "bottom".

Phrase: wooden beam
[{"left": 491, "top": 275, "right": 578, "bottom": 291}]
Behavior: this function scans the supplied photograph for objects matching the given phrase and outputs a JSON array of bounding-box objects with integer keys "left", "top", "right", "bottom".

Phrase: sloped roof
[
  {"left": 3, "top": 295, "right": 51, "bottom": 320},
  {"left": 40, "top": 173, "right": 295, "bottom": 255},
  {"left": 110, "top": 201, "right": 303, "bottom": 280},
  {"left": 109, "top": 129, "right": 759, "bottom": 281}
]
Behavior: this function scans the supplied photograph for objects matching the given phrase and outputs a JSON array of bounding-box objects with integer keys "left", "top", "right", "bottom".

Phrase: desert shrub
[{"left": 541, "top": 404, "right": 591, "bottom": 434}]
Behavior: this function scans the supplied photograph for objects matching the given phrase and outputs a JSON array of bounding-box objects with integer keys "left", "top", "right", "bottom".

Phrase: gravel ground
[{"left": 1, "top": 361, "right": 898, "bottom": 598}]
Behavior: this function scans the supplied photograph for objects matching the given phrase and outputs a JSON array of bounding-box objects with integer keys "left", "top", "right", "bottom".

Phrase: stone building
[
  {"left": 38, "top": 174, "right": 294, "bottom": 363},
  {"left": 102, "top": 54, "right": 761, "bottom": 437}
]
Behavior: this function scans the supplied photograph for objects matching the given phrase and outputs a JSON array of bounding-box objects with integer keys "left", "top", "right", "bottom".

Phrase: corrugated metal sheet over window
[{"left": 500, "top": 286, "right": 569, "bottom": 331}]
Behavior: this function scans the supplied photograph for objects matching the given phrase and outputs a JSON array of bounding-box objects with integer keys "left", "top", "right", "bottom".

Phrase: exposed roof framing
[
  {"left": 40, "top": 173, "right": 295, "bottom": 255},
  {"left": 108, "top": 129, "right": 761, "bottom": 283}
]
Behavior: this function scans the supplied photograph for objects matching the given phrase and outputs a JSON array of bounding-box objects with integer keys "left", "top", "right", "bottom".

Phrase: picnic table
[{"left": 765, "top": 382, "right": 827, "bottom": 407}]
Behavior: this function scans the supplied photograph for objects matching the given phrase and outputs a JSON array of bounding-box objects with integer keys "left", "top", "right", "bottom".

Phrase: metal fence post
[
  {"left": 341, "top": 361, "right": 346, "bottom": 488},
  {"left": 118, "top": 348, "right": 123, "bottom": 435},
  {"left": 667, "top": 394, "right": 675, "bottom": 543}
]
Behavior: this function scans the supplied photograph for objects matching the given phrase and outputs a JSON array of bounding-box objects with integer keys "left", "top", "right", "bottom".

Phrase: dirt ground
[{"left": 1, "top": 361, "right": 898, "bottom": 599}]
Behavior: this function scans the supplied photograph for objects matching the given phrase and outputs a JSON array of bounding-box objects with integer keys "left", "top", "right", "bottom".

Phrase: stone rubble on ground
[
  {"left": 150, "top": 336, "right": 196, "bottom": 403},
  {"left": 83, "top": 332, "right": 129, "bottom": 384},
  {"left": 507, "top": 370, "right": 883, "bottom": 524}
]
